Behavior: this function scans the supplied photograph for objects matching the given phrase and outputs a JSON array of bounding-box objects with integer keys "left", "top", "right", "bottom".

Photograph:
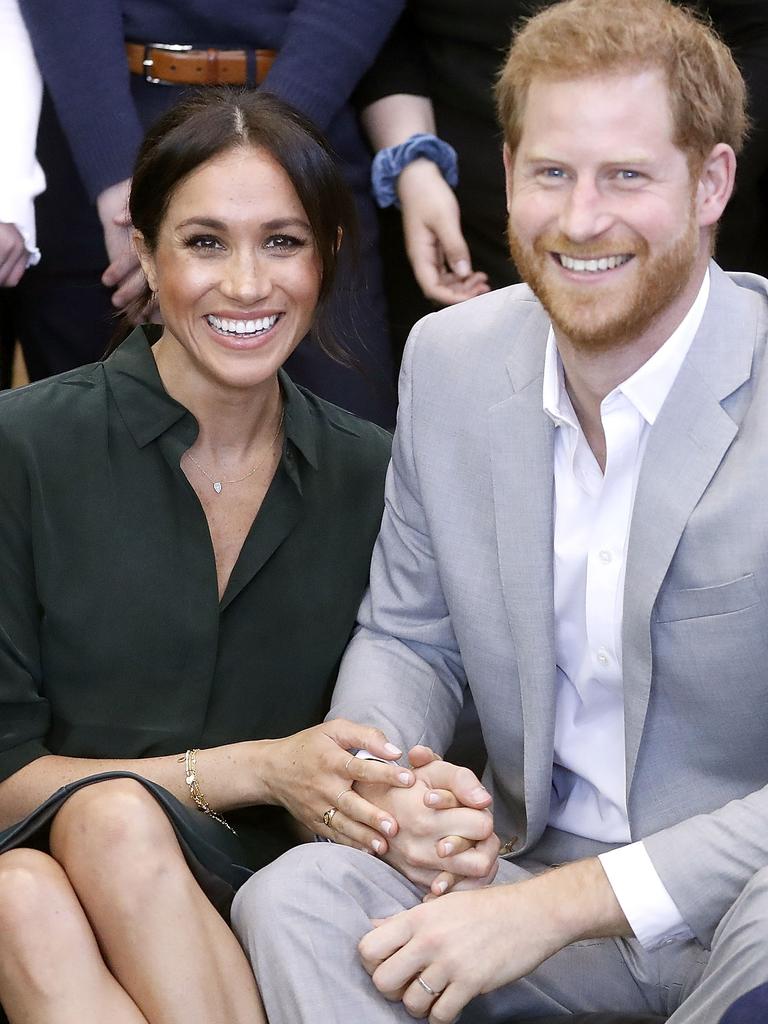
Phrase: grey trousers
[{"left": 231, "top": 843, "right": 768, "bottom": 1023}]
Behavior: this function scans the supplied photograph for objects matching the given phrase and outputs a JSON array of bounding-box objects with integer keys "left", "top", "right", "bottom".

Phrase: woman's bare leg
[
  {"left": 48, "top": 778, "right": 266, "bottom": 1024},
  {"left": 0, "top": 848, "right": 148, "bottom": 1024}
]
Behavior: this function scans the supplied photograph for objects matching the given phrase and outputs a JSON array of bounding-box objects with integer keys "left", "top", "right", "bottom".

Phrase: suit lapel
[
  {"left": 489, "top": 306, "right": 558, "bottom": 841},
  {"left": 623, "top": 265, "right": 759, "bottom": 790}
]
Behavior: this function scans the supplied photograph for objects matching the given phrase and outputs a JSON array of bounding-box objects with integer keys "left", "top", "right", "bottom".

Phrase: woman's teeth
[{"left": 206, "top": 314, "right": 279, "bottom": 336}]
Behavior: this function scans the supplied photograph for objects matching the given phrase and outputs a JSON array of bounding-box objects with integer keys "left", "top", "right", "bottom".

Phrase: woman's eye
[
  {"left": 186, "top": 235, "right": 224, "bottom": 252},
  {"left": 264, "top": 234, "right": 306, "bottom": 251}
]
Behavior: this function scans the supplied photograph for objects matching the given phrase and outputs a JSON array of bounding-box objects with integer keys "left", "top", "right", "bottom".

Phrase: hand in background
[
  {"left": 397, "top": 160, "right": 490, "bottom": 306},
  {"left": 97, "top": 178, "right": 145, "bottom": 311},
  {"left": 0, "top": 223, "right": 28, "bottom": 286}
]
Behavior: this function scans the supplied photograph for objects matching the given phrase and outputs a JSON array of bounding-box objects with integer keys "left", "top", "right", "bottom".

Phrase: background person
[
  {"left": 0, "top": 0, "right": 45, "bottom": 387},
  {"left": 233, "top": 2, "right": 768, "bottom": 1021},
  {"left": 0, "top": 89, "right": 413, "bottom": 1024}
]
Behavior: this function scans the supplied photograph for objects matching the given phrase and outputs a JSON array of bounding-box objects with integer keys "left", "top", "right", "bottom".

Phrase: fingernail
[
  {"left": 398, "top": 772, "right": 413, "bottom": 785},
  {"left": 441, "top": 842, "right": 454, "bottom": 856},
  {"left": 372, "top": 839, "right": 382, "bottom": 854},
  {"left": 471, "top": 787, "right": 490, "bottom": 802},
  {"left": 426, "top": 792, "right": 439, "bottom": 806},
  {"left": 380, "top": 820, "right": 393, "bottom": 835},
  {"left": 384, "top": 743, "right": 402, "bottom": 758},
  {"left": 435, "top": 880, "right": 448, "bottom": 894},
  {"left": 454, "top": 259, "right": 470, "bottom": 277}
]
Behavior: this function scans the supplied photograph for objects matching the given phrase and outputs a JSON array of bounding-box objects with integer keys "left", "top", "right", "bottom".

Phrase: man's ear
[
  {"left": 133, "top": 230, "right": 157, "bottom": 292},
  {"left": 696, "top": 143, "right": 737, "bottom": 228},
  {"left": 503, "top": 143, "right": 515, "bottom": 215}
]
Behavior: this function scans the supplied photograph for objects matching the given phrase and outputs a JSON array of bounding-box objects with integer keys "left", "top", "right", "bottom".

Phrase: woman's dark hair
[{"left": 110, "top": 88, "right": 359, "bottom": 361}]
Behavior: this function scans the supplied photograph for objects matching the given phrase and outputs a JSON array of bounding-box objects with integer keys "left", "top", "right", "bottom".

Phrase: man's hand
[
  {"left": 0, "top": 223, "right": 28, "bottom": 287},
  {"left": 357, "top": 751, "right": 500, "bottom": 893},
  {"left": 359, "top": 858, "right": 631, "bottom": 1023},
  {"left": 397, "top": 160, "right": 490, "bottom": 306},
  {"left": 97, "top": 178, "right": 145, "bottom": 310}
]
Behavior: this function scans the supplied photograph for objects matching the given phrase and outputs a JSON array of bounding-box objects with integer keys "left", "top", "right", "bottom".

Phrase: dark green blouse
[{"left": 0, "top": 327, "right": 391, "bottom": 869}]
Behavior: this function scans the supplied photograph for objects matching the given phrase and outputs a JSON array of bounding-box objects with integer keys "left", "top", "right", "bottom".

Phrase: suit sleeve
[
  {"left": 329, "top": 319, "right": 466, "bottom": 754},
  {"left": 640, "top": 784, "right": 768, "bottom": 948}
]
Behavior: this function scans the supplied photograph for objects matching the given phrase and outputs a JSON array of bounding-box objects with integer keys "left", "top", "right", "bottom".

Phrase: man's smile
[{"left": 553, "top": 253, "right": 635, "bottom": 273}]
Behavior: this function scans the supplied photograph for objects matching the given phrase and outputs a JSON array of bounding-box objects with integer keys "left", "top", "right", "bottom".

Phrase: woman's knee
[
  {"left": 49, "top": 777, "right": 178, "bottom": 872},
  {"left": 0, "top": 849, "right": 76, "bottom": 951}
]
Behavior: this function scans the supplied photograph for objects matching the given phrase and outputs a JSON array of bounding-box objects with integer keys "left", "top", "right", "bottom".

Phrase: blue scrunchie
[{"left": 371, "top": 133, "right": 459, "bottom": 209}]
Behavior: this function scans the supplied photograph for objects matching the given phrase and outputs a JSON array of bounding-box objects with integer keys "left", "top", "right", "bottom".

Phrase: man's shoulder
[{"left": 404, "top": 283, "right": 549, "bottom": 372}]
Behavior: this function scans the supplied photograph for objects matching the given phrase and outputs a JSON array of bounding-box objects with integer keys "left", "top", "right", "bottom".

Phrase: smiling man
[{"left": 232, "top": 2, "right": 768, "bottom": 1021}]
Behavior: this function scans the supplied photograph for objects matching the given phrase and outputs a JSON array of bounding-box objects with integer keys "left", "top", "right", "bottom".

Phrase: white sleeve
[
  {"left": 599, "top": 841, "right": 695, "bottom": 950},
  {"left": 0, "top": 0, "right": 45, "bottom": 264}
]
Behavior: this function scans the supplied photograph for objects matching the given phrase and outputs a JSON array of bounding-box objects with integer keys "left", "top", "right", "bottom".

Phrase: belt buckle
[{"left": 143, "top": 43, "right": 193, "bottom": 85}]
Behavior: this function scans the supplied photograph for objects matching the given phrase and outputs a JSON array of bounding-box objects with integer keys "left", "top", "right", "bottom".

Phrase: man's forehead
[{"left": 515, "top": 67, "right": 677, "bottom": 154}]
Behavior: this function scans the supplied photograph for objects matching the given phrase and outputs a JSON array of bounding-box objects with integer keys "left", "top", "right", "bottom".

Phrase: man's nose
[{"left": 558, "top": 179, "right": 615, "bottom": 243}]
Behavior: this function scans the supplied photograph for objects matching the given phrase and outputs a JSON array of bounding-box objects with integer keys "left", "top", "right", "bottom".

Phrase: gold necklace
[{"left": 183, "top": 407, "right": 285, "bottom": 494}]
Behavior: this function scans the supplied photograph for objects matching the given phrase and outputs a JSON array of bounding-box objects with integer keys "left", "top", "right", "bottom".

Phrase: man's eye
[
  {"left": 616, "top": 169, "right": 641, "bottom": 181},
  {"left": 537, "top": 167, "right": 567, "bottom": 181}
]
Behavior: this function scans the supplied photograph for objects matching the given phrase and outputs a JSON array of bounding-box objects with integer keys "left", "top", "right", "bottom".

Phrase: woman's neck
[{"left": 153, "top": 335, "right": 283, "bottom": 461}]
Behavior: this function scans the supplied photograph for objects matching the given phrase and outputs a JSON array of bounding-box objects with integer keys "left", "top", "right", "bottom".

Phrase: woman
[
  {"left": 14, "top": 0, "right": 401, "bottom": 426},
  {"left": 0, "top": 89, "right": 412, "bottom": 1023}
]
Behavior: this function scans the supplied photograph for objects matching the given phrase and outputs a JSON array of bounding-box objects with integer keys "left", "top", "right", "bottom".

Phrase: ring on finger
[
  {"left": 335, "top": 788, "right": 353, "bottom": 806},
  {"left": 344, "top": 755, "right": 355, "bottom": 773},
  {"left": 322, "top": 807, "right": 338, "bottom": 829},
  {"left": 416, "top": 975, "right": 440, "bottom": 997}
]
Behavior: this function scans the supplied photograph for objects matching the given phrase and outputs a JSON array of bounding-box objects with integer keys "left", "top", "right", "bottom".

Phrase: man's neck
[{"left": 556, "top": 263, "right": 709, "bottom": 470}]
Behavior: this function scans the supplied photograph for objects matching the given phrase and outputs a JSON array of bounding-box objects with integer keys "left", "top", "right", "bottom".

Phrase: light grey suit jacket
[{"left": 331, "top": 262, "right": 768, "bottom": 949}]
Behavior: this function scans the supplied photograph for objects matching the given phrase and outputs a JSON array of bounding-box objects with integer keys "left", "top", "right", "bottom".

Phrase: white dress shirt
[
  {"left": 542, "top": 272, "right": 711, "bottom": 949},
  {"left": 0, "top": 0, "right": 45, "bottom": 265}
]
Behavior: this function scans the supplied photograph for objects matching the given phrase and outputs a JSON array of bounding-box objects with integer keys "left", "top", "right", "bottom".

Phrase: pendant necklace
[{"left": 184, "top": 407, "right": 285, "bottom": 494}]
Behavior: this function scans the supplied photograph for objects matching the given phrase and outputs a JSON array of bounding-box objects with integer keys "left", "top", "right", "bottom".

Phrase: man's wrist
[{"left": 531, "top": 858, "right": 633, "bottom": 946}]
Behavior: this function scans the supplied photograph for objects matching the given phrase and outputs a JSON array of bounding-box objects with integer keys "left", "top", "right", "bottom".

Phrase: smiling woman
[{"left": 0, "top": 90, "right": 410, "bottom": 1024}]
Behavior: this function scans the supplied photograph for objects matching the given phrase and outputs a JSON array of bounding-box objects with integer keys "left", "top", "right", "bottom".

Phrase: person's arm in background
[
  {"left": 357, "top": 12, "right": 489, "bottom": 306},
  {"left": 258, "top": 0, "right": 405, "bottom": 134},
  {"left": 0, "top": 0, "right": 45, "bottom": 285},
  {"left": 18, "top": 0, "right": 145, "bottom": 307}
]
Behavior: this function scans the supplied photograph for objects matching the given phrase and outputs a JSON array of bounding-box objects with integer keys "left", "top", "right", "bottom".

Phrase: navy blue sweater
[{"left": 20, "top": 0, "right": 404, "bottom": 201}]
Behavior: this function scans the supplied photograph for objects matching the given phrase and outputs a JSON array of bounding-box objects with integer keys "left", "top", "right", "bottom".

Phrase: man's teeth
[
  {"left": 206, "top": 314, "right": 279, "bottom": 335},
  {"left": 558, "top": 254, "right": 632, "bottom": 273}
]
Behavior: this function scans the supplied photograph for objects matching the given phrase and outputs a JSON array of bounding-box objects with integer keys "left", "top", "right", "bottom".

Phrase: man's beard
[{"left": 507, "top": 210, "right": 700, "bottom": 354}]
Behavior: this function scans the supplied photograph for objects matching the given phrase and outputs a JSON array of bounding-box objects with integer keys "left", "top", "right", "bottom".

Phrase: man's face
[{"left": 505, "top": 68, "right": 708, "bottom": 352}]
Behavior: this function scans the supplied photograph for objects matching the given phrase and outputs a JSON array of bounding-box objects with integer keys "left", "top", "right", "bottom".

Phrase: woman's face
[{"left": 138, "top": 145, "right": 322, "bottom": 393}]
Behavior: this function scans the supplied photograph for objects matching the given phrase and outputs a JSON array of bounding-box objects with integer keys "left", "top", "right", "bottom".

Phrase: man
[{"left": 232, "top": 1, "right": 768, "bottom": 1020}]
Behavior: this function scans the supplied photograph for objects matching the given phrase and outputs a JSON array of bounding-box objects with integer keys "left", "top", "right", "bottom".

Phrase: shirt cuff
[
  {"left": 599, "top": 841, "right": 694, "bottom": 950},
  {"left": 0, "top": 189, "right": 44, "bottom": 267}
]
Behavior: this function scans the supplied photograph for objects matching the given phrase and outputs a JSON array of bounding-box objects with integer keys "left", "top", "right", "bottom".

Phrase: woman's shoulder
[
  {"left": 282, "top": 374, "right": 393, "bottom": 470},
  {"left": 0, "top": 362, "right": 106, "bottom": 443}
]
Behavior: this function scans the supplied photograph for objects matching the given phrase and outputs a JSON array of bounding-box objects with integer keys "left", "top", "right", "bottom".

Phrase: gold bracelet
[{"left": 180, "top": 748, "right": 237, "bottom": 835}]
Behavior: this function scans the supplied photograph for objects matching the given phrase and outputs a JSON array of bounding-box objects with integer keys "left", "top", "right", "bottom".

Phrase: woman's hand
[{"left": 258, "top": 720, "right": 415, "bottom": 855}]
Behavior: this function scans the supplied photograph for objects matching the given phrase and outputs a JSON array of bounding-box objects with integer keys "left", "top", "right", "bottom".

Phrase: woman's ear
[{"left": 133, "top": 230, "right": 157, "bottom": 292}]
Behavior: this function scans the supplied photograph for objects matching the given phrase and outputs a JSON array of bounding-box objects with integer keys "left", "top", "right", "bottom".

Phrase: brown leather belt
[{"left": 126, "top": 42, "right": 277, "bottom": 86}]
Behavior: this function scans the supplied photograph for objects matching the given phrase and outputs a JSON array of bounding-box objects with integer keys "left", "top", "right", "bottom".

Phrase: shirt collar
[
  {"left": 104, "top": 325, "right": 318, "bottom": 468},
  {"left": 542, "top": 269, "right": 710, "bottom": 427}
]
